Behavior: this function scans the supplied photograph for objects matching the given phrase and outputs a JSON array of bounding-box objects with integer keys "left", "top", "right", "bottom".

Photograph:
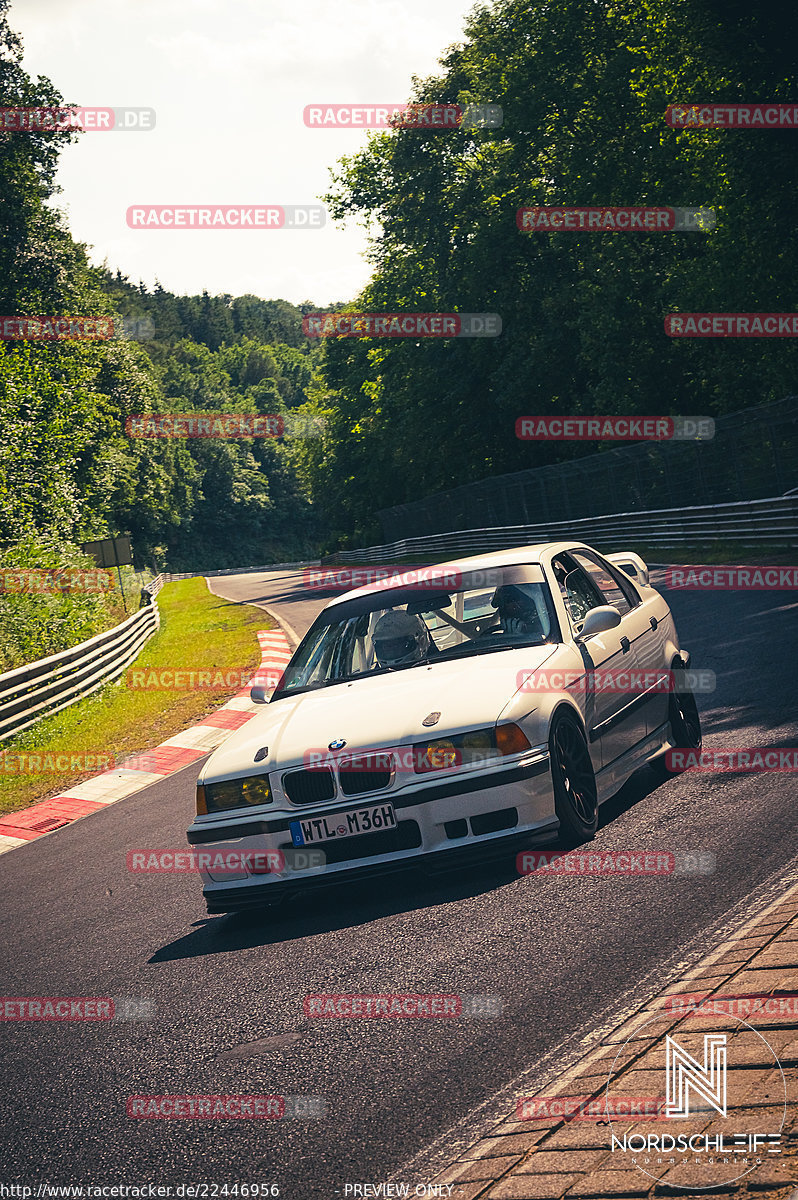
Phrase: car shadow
[
  {"left": 597, "top": 759, "right": 671, "bottom": 828},
  {"left": 150, "top": 854, "right": 525, "bottom": 961}
]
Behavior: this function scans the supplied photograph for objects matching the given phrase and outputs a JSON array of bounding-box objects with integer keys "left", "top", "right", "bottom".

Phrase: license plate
[{"left": 289, "top": 803, "right": 397, "bottom": 846}]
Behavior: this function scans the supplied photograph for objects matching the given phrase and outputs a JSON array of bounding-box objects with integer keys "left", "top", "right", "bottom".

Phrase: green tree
[{"left": 315, "top": 0, "right": 798, "bottom": 538}]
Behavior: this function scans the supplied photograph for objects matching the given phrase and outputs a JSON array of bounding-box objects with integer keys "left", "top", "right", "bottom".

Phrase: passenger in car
[{"left": 491, "top": 585, "right": 547, "bottom": 638}]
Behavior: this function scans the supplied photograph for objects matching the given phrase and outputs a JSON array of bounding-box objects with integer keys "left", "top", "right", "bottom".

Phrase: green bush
[{"left": 0, "top": 536, "right": 133, "bottom": 672}]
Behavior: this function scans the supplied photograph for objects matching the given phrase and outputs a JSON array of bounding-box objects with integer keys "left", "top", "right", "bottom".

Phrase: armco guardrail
[
  {"left": 328, "top": 494, "right": 798, "bottom": 564},
  {"left": 141, "top": 572, "right": 167, "bottom": 600},
  {"left": 0, "top": 602, "right": 160, "bottom": 743}
]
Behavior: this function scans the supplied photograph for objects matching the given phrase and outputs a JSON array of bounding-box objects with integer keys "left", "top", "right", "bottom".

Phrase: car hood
[{"left": 200, "top": 643, "right": 558, "bottom": 783}]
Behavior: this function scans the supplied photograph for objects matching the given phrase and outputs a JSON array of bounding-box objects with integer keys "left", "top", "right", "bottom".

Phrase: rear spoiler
[{"left": 606, "top": 552, "right": 650, "bottom": 587}]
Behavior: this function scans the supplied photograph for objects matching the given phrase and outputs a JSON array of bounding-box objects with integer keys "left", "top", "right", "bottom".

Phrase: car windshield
[{"left": 274, "top": 566, "right": 558, "bottom": 697}]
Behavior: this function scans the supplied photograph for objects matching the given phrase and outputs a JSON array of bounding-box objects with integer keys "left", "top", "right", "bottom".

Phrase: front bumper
[{"left": 188, "top": 750, "right": 555, "bottom": 913}]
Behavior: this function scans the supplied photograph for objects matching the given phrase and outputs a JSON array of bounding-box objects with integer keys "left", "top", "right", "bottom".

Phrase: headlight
[
  {"left": 462, "top": 730, "right": 493, "bottom": 751},
  {"left": 197, "top": 775, "right": 272, "bottom": 815},
  {"left": 413, "top": 724, "right": 530, "bottom": 773},
  {"left": 424, "top": 739, "right": 458, "bottom": 770}
]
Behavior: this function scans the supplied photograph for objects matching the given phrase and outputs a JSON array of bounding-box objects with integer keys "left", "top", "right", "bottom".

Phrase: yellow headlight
[
  {"left": 241, "top": 776, "right": 272, "bottom": 806},
  {"left": 203, "top": 776, "right": 271, "bottom": 814},
  {"left": 204, "top": 780, "right": 243, "bottom": 813},
  {"left": 424, "top": 739, "right": 458, "bottom": 770}
]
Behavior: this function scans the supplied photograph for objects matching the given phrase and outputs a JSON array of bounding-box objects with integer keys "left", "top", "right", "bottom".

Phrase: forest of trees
[
  {"left": 2, "top": 0, "right": 798, "bottom": 575},
  {"left": 0, "top": 0, "right": 328, "bottom": 576},
  {"left": 310, "top": 0, "right": 798, "bottom": 544}
]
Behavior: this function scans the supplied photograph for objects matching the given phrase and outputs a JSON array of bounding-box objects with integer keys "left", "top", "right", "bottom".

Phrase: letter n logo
[{"left": 666, "top": 1034, "right": 727, "bottom": 1118}]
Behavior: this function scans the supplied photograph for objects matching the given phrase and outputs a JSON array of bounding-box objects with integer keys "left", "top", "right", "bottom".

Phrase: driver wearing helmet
[
  {"left": 372, "top": 609, "right": 431, "bottom": 668},
  {"left": 491, "top": 584, "right": 544, "bottom": 637}
]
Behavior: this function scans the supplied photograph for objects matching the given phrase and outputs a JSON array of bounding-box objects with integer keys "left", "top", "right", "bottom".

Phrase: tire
[
  {"left": 549, "top": 710, "right": 599, "bottom": 846},
  {"left": 652, "top": 668, "right": 702, "bottom": 777}
]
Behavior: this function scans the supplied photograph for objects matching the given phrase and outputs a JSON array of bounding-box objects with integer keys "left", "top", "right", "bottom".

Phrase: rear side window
[{"left": 570, "top": 551, "right": 639, "bottom": 614}]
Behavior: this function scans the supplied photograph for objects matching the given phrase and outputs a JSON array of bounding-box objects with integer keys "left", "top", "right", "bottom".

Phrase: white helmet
[{"left": 373, "top": 609, "right": 430, "bottom": 667}]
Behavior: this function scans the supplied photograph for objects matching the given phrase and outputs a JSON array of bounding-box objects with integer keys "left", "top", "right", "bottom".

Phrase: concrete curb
[
  {"left": 0, "top": 628, "right": 292, "bottom": 858},
  {"left": 432, "top": 880, "right": 798, "bottom": 1199}
]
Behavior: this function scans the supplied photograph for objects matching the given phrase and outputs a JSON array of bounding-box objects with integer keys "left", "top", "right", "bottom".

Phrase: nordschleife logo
[
  {"left": 666, "top": 1033, "right": 727, "bottom": 1119},
  {"left": 603, "top": 1009, "right": 786, "bottom": 1190}
]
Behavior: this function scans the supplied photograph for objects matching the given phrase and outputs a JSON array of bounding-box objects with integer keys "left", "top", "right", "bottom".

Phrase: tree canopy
[
  {"left": 307, "top": 0, "right": 798, "bottom": 542},
  {"left": 0, "top": 0, "right": 325, "bottom": 569}
]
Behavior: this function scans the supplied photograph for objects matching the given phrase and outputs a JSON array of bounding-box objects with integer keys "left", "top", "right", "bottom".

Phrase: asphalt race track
[{"left": 2, "top": 567, "right": 798, "bottom": 1196}]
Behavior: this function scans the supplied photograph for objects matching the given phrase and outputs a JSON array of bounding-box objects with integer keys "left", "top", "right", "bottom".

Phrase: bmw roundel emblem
[{"left": 328, "top": 738, "right": 347, "bottom": 751}]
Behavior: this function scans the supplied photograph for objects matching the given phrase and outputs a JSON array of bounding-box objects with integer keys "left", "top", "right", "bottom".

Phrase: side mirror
[
  {"left": 250, "top": 686, "right": 269, "bottom": 704},
  {"left": 577, "top": 605, "right": 622, "bottom": 640}
]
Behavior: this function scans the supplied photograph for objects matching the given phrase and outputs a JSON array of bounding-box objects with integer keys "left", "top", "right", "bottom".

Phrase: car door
[
  {"left": 551, "top": 552, "right": 644, "bottom": 769},
  {"left": 571, "top": 549, "right": 669, "bottom": 739},
  {"left": 566, "top": 549, "right": 667, "bottom": 753}
]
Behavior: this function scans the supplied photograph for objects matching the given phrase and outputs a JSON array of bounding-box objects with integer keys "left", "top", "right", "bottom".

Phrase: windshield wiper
[{"left": 434, "top": 640, "right": 547, "bottom": 660}]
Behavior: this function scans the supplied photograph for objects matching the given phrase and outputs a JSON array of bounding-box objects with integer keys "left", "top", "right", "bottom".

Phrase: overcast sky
[{"left": 12, "top": 0, "right": 476, "bottom": 305}]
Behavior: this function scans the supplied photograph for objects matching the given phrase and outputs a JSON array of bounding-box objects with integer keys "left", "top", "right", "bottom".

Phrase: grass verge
[{"left": 0, "top": 577, "right": 271, "bottom": 818}]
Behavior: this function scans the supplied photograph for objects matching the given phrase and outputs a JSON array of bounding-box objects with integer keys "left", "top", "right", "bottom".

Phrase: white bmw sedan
[{"left": 187, "top": 542, "right": 701, "bottom": 913}]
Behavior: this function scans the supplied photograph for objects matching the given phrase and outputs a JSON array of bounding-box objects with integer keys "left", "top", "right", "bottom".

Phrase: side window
[
  {"left": 571, "top": 551, "right": 638, "bottom": 615},
  {"left": 551, "top": 555, "right": 605, "bottom": 628}
]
